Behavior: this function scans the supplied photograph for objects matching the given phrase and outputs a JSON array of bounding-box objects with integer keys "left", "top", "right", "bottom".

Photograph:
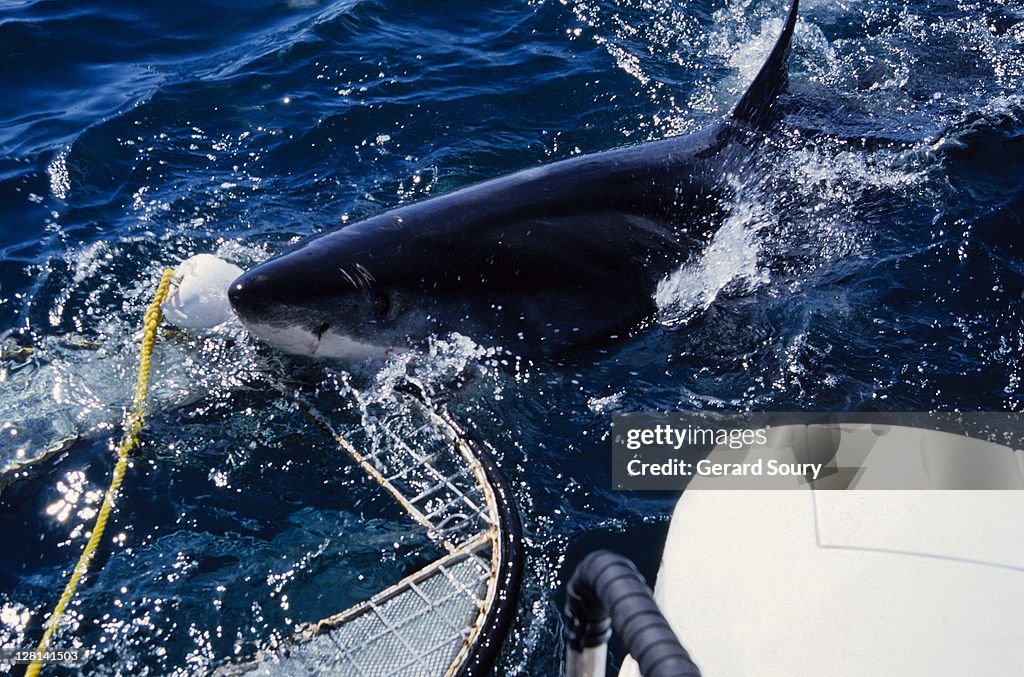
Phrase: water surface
[{"left": 1, "top": 0, "right": 1022, "bottom": 673}]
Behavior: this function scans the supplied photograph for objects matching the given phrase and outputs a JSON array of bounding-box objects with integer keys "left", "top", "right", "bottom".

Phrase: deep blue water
[{"left": 1, "top": 0, "right": 1022, "bottom": 674}]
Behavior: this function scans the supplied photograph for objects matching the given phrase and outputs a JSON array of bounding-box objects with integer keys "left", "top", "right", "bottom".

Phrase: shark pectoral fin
[{"left": 729, "top": 0, "right": 799, "bottom": 127}]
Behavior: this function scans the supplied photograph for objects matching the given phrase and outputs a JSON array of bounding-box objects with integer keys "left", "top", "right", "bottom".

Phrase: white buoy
[{"left": 162, "top": 254, "right": 244, "bottom": 331}]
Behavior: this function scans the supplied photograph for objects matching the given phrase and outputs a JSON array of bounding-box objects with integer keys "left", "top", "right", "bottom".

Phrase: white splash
[
  {"left": 372, "top": 333, "right": 500, "bottom": 403},
  {"left": 587, "top": 390, "right": 624, "bottom": 413},
  {"left": 723, "top": 17, "right": 785, "bottom": 89},
  {"left": 48, "top": 150, "right": 71, "bottom": 200},
  {"left": 655, "top": 201, "right": 770, "bottom": 326}
]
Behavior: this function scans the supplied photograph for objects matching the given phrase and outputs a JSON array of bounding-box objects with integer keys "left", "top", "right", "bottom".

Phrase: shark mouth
[{"left": 236, "top": 317, "right": 397, "bottom": 360}]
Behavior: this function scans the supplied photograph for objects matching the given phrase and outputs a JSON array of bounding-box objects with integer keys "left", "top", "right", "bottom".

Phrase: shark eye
[{"left": 373, "top": 292, "right": 391, "bottom": 320}]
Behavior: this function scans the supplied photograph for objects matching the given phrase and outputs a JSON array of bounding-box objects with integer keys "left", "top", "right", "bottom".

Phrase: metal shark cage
[{"left": 220, "top": 394, "right": 522, "bottom": 677}]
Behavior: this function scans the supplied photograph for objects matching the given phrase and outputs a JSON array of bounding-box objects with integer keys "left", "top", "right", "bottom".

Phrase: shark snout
[{"left": 227, "top": 268, "right": 274, "bottom": 324}]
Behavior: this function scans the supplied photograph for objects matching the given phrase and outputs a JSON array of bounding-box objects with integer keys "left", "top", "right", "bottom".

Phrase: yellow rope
[{"left": 27, "top": 268, "right": 174, "bottom": 677}]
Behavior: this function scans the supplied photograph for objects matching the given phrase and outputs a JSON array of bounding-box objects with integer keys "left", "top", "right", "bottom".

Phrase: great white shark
[{"left": 229, "top": 0, "right": 799, "bottom": 359}]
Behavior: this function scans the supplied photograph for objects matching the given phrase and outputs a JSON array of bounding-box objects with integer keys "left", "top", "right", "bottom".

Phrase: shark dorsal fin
[{"left": 730, "top": 0, "right": 799, "bottom": 126}]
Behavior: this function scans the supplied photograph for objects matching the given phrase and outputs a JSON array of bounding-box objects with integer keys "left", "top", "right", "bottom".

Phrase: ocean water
[{"left": 1, "top": 0, "right": 1022, "bottom": 674}]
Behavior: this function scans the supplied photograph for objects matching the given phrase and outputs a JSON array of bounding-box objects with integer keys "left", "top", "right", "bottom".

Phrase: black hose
[
  {"left": 564, "top": 550, "right": 701, "bottom": 677},
  {"left": 443, "top": 414, "right": 524, "bottom": 677}
]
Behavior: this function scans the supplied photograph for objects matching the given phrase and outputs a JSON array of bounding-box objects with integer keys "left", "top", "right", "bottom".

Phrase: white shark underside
[{"left": 238, "top": 317, "right": 399, "bottom": 360}]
